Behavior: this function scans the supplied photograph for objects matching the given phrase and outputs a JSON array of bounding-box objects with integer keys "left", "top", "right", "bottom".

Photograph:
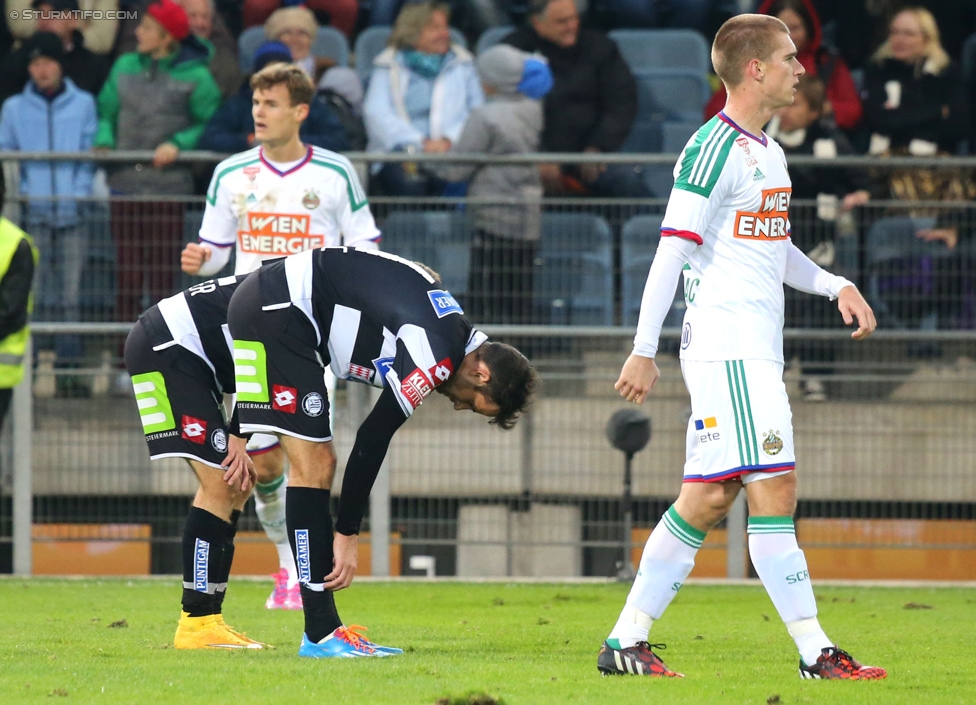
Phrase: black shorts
[
  {"left": 124, "top": 311, "right": 230, "bottom": 468},
  {"left": 226, "top": 270, "right": 333, "bottom": 442}
]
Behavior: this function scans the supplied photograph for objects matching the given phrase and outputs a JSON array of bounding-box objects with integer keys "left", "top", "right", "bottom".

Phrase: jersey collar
[
  {"left": 259, "top": 145, "right": 313, "bottom": 176},
  {"left": 718, "top": 112, "right": 767, "bottom": 146}
]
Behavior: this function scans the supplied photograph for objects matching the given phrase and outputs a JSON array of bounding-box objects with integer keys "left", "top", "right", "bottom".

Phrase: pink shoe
[
  {"left": 284, "top": 581, "right": 303, "bottom": 610},
  {"left": 265, "top": 568, "right": 290, "bottom": 609}
]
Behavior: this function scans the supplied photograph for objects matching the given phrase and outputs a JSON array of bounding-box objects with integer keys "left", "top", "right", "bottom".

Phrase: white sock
[
  {"left": 254, "top": 474, "right": 296, "bottom": 579},
  {"left": 748, "top": 516, "right": 831, "bottom": 666},
  {"left": 608, "top": 505, "right": 703, "bottom": 648}
]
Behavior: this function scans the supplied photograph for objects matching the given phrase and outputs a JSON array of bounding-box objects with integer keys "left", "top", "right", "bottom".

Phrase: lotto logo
[
  {"left": 273, "top": 385, "right": 297, "bottom": 413},
  {"left": 400, "top": 369, "right": 433, "bottom": 409},
  {"left": 429, "top": 358, "right": 454, "bottom": 384},
  {"left": 181, "top": 416, "right": 207, "bottom": 444}
]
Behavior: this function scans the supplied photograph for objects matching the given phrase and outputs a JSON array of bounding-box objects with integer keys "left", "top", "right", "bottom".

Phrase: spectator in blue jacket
[
  {"left": 363, "top": 1, "right": 484, "bottom": 196},
  {"left": 0, "top": 32, "right": 96, "bottom": 378},
  {"left": 199, "top": 41, "right": 349, "bottom": 152}
]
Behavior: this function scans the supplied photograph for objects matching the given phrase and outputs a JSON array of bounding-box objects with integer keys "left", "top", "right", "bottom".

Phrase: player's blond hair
[
  {"left": 871, "top": 7, "right": 950, "bottom": 74},
  {"left": 711, "top": 14, "right": 790, "bottom": 89},
  {"left": 250, "top": 63, "right": 314, "bottom": 106}
]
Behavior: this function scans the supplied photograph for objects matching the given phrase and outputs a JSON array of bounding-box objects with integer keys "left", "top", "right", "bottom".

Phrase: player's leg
[
  {"left": 739, "top": 358, "right": 885, "bottom": 679},
  {"left": 745, "top": 472, "right": 886, "bottom": 679},
  {"left": 175, "top": 461, "right": 264, "bottom": 650},
  {"left": 600, "top": 478, "right": 739, "bottom": 677},
  {"left": 125, "top": 322, "right": 263, "bottom": 650},
  {"left": 228, "top": 275, "right": 396, "bottom": 657},
  {"left": 248, "top": 436, "right": 301, "bottom": 609}
]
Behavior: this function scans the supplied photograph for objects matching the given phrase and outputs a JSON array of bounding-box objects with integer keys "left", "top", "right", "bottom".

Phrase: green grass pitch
[{"left": 0, "top": 578, "right": 973, "bottom": 704}]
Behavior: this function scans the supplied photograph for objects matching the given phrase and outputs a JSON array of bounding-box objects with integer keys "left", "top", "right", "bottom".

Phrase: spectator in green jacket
[{"left": 94, "top": 0, "right": 221, "bottom": 322}]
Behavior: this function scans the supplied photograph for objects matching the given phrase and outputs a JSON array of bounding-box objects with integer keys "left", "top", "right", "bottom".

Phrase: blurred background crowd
[{"left": 1, "top": 0, "right": 975, "bottom": 399}]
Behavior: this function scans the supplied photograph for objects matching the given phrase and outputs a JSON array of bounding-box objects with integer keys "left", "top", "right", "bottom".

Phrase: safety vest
[{"left": 0, "top": 217, "right": 37, "bottom": 389}]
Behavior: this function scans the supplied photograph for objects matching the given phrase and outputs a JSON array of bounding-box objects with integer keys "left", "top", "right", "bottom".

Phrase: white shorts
[
  {"left": 246, "top": 432, "right": 281, "bottom": 454},
  {"left": 680, "top": 359, "right": 795, "bottom": 483}
]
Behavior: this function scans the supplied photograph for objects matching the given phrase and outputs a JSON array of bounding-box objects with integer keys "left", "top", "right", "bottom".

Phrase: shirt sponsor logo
[
  {"left": 181, "top": 416, "right": 207, "bottom": 444},
  {"left": 146, "top": 430, "right": 179, "bottom": 441},
  {"left": 194, "top": 538, "right": 209, "bottom": 591},
  {"left": 735, "top": 136, "right": 750, "bottom": 155},
  {"left": 428, "top": 358, "right": 453, "bottom": 384},
  {"left": 211, "top": 428, "right": 227, "bottom": 453},
  {"left": 295, "top": 529, "right": 310, "bottom": 585},
  {"left": 733, "top": 187, "right": 790, "bottom": 241},
  {"left": 348, "top": 363, "right": 374, "bottom": 383},
  {"left": 400, "top": 368, "right": 433, "bottom": 409},
  {"left": 302, "top": 392, "right": 324, "bottom": 417},
  {"left": 428, "top": 289, "right": 463, "bottom": 318},
  {"left": 272, "top": 385, "right": 297, "bottom": 414},
  {"left": 238, "top": 212, "right": 324, "bottom": 255}
]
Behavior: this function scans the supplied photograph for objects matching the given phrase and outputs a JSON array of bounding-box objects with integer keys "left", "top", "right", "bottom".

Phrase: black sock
[
  {"left": 181, "top": 507, "right": 229, "bottom": 618},
  {"left": 286, "top": 487, "right": 341, "bottom": 641},
  {"left": 213, "top": 509, "right": 241, "bottom": 615}
]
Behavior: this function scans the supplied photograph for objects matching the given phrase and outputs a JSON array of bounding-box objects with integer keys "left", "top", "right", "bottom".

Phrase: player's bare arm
[
  {"left": 325, "top": 533, "right": 358, "bottom": 591},
  {"left": 615, "top": 354, "right": 661, "bottom": 404},
  {"left": 837, "top": 285, "right": 877, "bottom": 340},
  {"left": 180, "top": 242, "right": 212, "bottom": 275}
]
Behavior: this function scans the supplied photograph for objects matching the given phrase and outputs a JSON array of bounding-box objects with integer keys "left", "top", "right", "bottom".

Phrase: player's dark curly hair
[{"left": 478, "top": 342, "right": 537, "bottom": 430}]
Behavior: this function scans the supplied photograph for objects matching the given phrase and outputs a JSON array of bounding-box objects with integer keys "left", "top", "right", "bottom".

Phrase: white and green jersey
[
  {"left": 199, "top": 145, "right": 380, "bottom": 274},
  {"left": 663, "top": 113, "right": 792, "bottom": 363}
]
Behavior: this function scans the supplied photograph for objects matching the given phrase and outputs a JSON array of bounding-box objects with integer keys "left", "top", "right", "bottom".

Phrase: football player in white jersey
[
  {"left": 180, "top": 63, "right": 381, "bottom": 610},
  {"left": 599, "top": 15, "right": 886, "bottom": 681}
]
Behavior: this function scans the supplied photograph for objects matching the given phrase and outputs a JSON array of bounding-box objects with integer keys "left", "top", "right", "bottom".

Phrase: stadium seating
[
  {"left": 622, "top": 69, "right": 710, "bottom": 153},
  {"left": 475, "top": 25, "right": 514, "bottom": 55},
  {"left": 354, "top": 26, "right": 469, "bottom": 85},
  {"left": 238, "top": 25, "right": 350, "bottom": 73},
  {"left": 641, "top": 120, "right": 700, "bottom": 197},
  {"left": 379, "top": 210, "right": 472, "bottom": 298},
  {"left": 536, "top": 213, "right": 614, "bottom": 325},
  {"left": 608, "top": 28, "right": 711, "bottom": 74},
  {"left": 620, "top": 214, "right": 685, "bottom": 328}
]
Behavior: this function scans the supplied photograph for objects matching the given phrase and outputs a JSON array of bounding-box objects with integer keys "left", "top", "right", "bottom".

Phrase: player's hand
[
  {"left": 153, "top": 142, "right": 179, "bottom": 168},
  {"left": 221, "top": 435, "right": 256, "bottom": 493},
  {"left": 837, "top": 285, "right": 877, "bottom": 340},
  {"left": 614, "top": 354, "right": 660, "bottom": 404},
  {"left": 181, "top": 242, "right": 211, "bottom": 275},
  {"left": 325, "top": 533, "right": 358, "bottom": 591}
]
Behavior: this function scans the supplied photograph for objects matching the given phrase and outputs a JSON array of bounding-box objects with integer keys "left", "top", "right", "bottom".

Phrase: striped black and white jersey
[
  {"left": 145, "top": 275, "right": 248, "bottom": 393},
  {"left": 262, "top": 247, "right": 486, "bottom": 417}
]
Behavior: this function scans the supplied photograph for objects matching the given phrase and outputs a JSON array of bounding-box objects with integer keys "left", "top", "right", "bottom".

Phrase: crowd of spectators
[{"left": 0, "top": 0, "right": 974, "bottom": 355}]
